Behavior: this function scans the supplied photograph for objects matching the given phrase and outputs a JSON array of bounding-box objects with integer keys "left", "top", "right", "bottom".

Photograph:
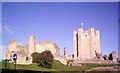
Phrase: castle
[
  {"left": 6, "top": 28, "right": 117, "bottom": 65},
  {"left": 73, "top": 28, "right": 100, "bottom": 60},
  {"left": 6, "top": 36, "right": 62, "bottom": 64}
]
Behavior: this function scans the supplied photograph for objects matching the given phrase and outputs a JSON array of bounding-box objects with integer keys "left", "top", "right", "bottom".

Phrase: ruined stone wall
[
  {"left": 64, "top": 47, "right": 67, "bottom": 59},
  {"left": 6, "top": 36, "right": 61, "bottom": 65},
  {"left": 8, "top": 40, "right": 17, "bottom": 52},
  {"left": 35, "top": 42, "right": 60, "bottom": 57},
  {"left": 6, "top": 40, "right": 17, "bottom": 60},
  {"left": 6, "top": 48, "right": 11, "bottom": 60}
]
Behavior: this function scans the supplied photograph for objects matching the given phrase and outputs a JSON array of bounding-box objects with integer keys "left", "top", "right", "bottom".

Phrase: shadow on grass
[{"left": 1, "top": 69, "right": 120, "bottom": 73}]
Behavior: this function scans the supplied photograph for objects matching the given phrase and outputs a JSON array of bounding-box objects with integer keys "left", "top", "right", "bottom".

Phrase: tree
[
  {"left": 36, "top": 50, "right": 54, "bottom": 68},
  {"left": 32, "top": 52, "right": 40, "bottom": 63}
]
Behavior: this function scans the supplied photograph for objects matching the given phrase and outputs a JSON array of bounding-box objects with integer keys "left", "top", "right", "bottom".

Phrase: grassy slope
[
  {"left": 1, "top": 60, "right": 119, "bottom": 71},
  {"left": 52, "top": 60, "right": 95, "bottom": 71}
]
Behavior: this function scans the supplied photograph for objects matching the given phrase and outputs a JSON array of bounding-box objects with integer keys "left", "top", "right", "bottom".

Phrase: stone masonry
[
  {"left": 6, "top": 36, "right": 61, "bottom": 64},
  {"left": 5, "top": 27, "right": 117, "bottom": 65},
  {"left": 73, "top": 28, "right": 100, "bottom": 60}
]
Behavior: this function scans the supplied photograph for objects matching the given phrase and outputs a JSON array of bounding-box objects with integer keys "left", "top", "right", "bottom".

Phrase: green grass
[
  {"left": 52, "top": 60, "right": 95, "bottom": 71},
  {"left": 1, "top": 60, "right": 119, "bottom": 71},
  {"left": 1, "top": 60, "right": 56, "bottom": 71}
]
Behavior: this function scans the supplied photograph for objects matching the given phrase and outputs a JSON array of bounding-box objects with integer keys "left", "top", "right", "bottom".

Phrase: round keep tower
[{"left": 28, "top": 35, "right": 35, "bottom": 55}]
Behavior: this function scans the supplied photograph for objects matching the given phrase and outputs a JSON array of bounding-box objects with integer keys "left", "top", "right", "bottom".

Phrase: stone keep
[{"left": 73, "top": 28, "right": 100, "bottom": 60}]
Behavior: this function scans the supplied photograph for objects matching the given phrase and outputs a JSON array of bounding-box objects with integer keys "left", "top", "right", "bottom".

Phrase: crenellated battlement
[
  {"left": 9, "top": 39, "right": 16, "bottom": 45},
  {"left": 8, "top": 39, "right": 17, "bottom": 52},
  {"left": 74, "top": 28, "right": 100, "bottom": 60},
  {"left": 76, "top": 28, "right": 100, "bottom": 38}
]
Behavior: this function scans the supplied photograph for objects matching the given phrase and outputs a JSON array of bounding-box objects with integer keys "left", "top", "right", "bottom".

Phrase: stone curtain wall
[{"left": 35, "top": 42, "right": 60, "bottom": 57}]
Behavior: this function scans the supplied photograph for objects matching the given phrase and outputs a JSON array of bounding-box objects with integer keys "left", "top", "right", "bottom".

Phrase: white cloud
[{"left": 2, "top": 25, "right": 14, "bottom": 34}]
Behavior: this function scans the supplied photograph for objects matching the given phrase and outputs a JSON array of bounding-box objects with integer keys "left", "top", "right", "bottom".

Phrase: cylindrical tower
[
  {"left": 78, "top": 28, "right": 83, "bottom": 59},
  {"left": 29, "top": 35, "right": 35, "bottom": 55},
  {"left": 73, "top": 31, "right": 78, "bottom": 59}
]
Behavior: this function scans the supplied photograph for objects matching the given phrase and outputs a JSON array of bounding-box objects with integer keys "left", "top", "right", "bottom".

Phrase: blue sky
[{"left": 2, "top": 2, "right": 118, "bottom": 59}]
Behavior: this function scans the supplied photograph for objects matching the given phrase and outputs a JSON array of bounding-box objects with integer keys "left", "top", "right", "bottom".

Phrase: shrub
[
  {"left": 32, "top": 52, "right": 40, "bottom": 63},
  {"left": 36, "top": 50, "right": 54, "bottom": 69},
  {"left": 67, "top": 60, "right": 73, "bottom": 66}
]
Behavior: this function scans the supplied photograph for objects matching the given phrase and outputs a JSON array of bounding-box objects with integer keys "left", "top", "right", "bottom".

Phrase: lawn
[{"left": 1, "top": 60, "right": 119, "bottom": 71}]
